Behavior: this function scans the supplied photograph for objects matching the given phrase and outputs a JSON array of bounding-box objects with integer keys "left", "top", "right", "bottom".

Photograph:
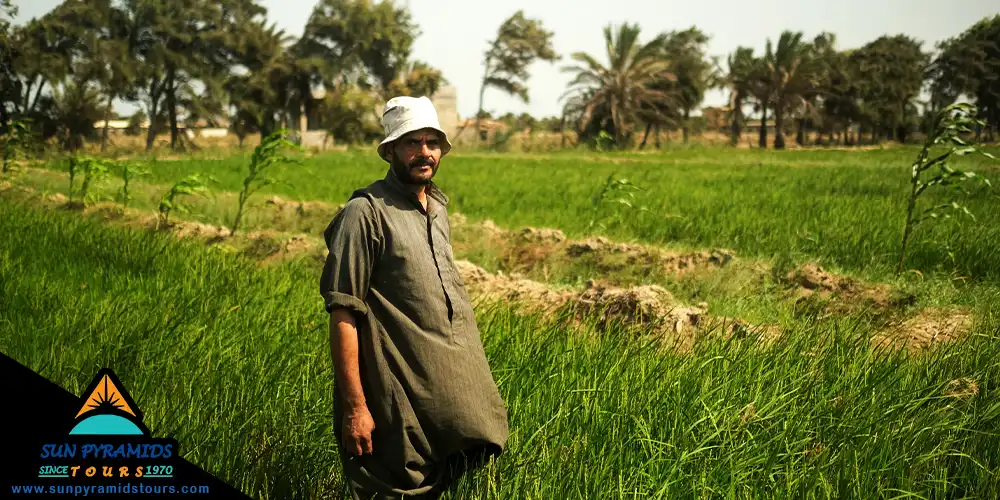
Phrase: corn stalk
[
  {"left": 117, "top": 161, "right": 150, "bottom": 209},
  {"left": 67, "top": 156, "right": 112, "bottom": 206},
  {"left": 897, "top": 102, "right": 995, "bottom": 275},
  {"left": 2, "top": 120, "right": 31, "bottom": 174},
  {"left": 158, "top": 174, "right": 211, "bottom": 229},
  {"left": 588, "top": 173, "right": 648, "bottom": 232},
  {"left": 230, "top": 129, "right": 300, "bottom": 235}
]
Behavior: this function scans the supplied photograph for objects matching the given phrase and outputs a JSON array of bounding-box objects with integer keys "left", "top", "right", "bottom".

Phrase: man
[{"left": 319, "top": 96, "right": 509, "bottom": 499}]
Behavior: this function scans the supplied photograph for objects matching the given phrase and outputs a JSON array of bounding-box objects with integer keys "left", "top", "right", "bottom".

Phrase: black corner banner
[{"left": 1, "top": 353, "right": 251, "bottom": 499}]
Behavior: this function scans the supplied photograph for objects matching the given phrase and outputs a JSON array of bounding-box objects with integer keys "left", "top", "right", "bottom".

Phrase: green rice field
[{"left": 2, "top": 146, "right": 999, "bottom": 498}]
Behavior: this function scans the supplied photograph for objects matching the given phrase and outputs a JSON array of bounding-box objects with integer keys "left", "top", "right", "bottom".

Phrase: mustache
[{"left": 408, "top": 157, "right": 436, "bottom": 168}]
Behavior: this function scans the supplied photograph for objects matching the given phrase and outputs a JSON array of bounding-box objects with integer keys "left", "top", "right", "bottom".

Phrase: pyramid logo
[{"left": 68, "top": 369, "right": 148, "bottom": 436}]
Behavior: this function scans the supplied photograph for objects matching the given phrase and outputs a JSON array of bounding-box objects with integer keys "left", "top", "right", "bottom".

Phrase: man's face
[{"left": 390, "top": 128, "right": 443, "bottom": 185}]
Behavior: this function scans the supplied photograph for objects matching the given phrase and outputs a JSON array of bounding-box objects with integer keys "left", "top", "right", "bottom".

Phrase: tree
[
  {"left": 316, "top": 83, "right": 381, "bottom": 144},
  {"left": 125, "top": 110, "right": 146, "bottom": 136},
  {"left": 6, "top": 15, "right": 76, "bottom": 120},
  {"left": 797, "top": 33, "right": 837, "bottom": 146},
  {"left": 476, "top": 11, "right": 557, "bottom": 142},
  {"left": 930, "top": 16, "right": 1000, "bottom": 141},
  {"left": 562, "top": 23, "right": 675, "bottom": 149},
  {"left": 537, "top": 115, "right": 563, "bottom": 132},
  {"left": 851, "top": 35, "right": 929, "bottom": 144},
  {"left": 293, "top": 0, "right": 417, "bottom": 139},
  {"left": 121, "top": 0, "right": 267, "bottom": 151},
  {"left": 0, "top": 1, "right": 112, "bottom": 143},
  {"left": 226, "top": 20, "right": 291, "bottom": 145},
  {"left": 662, "top": 27, "right": 715, "bottom": 144},
  {"left": 386, "top": 60, "right": 447, "bottom": 98},
  {"left": 48, "top": 0, "right": 138, "bottom": 151},
  {"left": 746, "top": 51, "right": 771, "bottom": 149},
  {"left": 50, "top": 80, "right": 104, "bottom": 151},
  {"left": 0, "top": 0, "right": 16, "bottom": 128},
  {"left": 495, "top": 111, "right": 537, "bottom": 132},
  {"left": 182, "top": 0, "right": 269, "bottom": 150},
  {"left": 302, "top": 0, "right": 417, "bottom": 92},
  {"left": 0, "top": 0, "right": 14, "bottom": 30},
  {"left": 355, "top": 0, "right": 417, "bottom": 93},
  {"left": 762, "top": 31, "right": 820, "bottom": 150},
  {"left": 725, "top": 46, "right": 756, "bottom": 146},
  {"left": 819, "top": 49, "right": 861, "bottom": 145},
  {"left": 120, "top": 0, "right": 198, "bottom": 151}
]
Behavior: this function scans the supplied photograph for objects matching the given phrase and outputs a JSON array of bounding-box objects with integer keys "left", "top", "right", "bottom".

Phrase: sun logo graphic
[
  {"left": 69, "top": 369, "right": 149, "bottom": 436},
  {"left": 34, "top": 368, "right": 177, "bottom": 483}
]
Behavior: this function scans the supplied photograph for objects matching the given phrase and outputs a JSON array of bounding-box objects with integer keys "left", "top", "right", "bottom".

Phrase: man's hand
[
  {"left": 343, "top": 404, "right": 375, "bottom": 456},
  {"left": 330, "top": 308, "right": 374, "bottom": 457}
]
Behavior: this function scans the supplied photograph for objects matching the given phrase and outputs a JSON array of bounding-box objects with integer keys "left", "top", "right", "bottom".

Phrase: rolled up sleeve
[{"left": 319, "top": 197, "right": 381, "bottom": 316}]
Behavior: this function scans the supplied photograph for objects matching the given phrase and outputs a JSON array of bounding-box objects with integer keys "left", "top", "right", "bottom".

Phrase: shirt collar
[{"left": 383, "top": 167, "right": 450, "bottom": 208}]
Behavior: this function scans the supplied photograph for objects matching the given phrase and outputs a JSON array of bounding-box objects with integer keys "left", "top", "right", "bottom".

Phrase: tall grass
[{"left": 1, "top": 199, "right": 998, "bottom": 499}]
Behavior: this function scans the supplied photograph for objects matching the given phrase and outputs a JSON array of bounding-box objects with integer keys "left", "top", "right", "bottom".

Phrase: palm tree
[
  {"left": 662, "top": 28, "right": 715, "bottom": 145},
  {"left": 726, "top": 46, "right": 756, "bottom": 146},
  {"left": 226, "top": 20, "right": 295, "bottom": 143},
  {"left": 637, "top": 73, "right": 680, "bottom": 149},
  {"left": 764, "top": 31, "right": 818, "bottom": 150},
  {"left": 561, "top": 23, "right": 675, "bottom": 149},
  {"left": 51, "top": 81, "right": 104, "bottom": 151},
  {"left": 746, "top": 51, "right": 771, "bottom": 149}
]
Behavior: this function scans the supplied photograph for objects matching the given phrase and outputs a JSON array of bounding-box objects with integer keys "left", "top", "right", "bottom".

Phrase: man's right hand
[
  {"left": 343, "top": 404, "right": 375, "bottom": 456},
  {"left": 330, "top": 309, "right": 375, "bottom": 457}
]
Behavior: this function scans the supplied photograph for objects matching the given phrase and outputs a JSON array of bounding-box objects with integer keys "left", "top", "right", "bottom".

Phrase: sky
[{"left": 13, "top": 0, "right": 1000, "bottom": 119}]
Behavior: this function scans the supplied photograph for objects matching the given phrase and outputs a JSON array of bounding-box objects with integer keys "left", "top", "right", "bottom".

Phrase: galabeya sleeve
[{"left": 319, "top": 196, "right": 382, "bottom": 316}]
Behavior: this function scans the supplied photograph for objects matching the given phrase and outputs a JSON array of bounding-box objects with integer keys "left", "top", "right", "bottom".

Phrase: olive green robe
[{"left": 319, "top": 169, "right": 509, "bottom": 498}]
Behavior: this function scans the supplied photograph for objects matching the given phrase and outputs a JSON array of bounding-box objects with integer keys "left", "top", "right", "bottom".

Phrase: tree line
[
  {"left": 1, "top": 1, "right": 998, "bottom": 152},
  {"left": 0, "top": 0, "right": 440, "bottom": 152},
  {"left": 560, "top": 17, "right": 1000, "bottom": 149}
]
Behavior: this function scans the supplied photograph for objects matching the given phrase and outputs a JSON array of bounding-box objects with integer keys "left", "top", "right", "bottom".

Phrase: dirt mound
[
  {"left": 47, "top": 193, "right": 68, "bottom": 204},
  {"left": 455, "top": 259, "right": 573, "bottom": 310},
  {"left": 519, "top": 226, "right": 566, "bottom": 243},
  {"left": 250, "top": 232, "right": 324, "bottom": 264},
  {"left": 479, "top": 219, "right": 505, "bottom": 237},
  {"left": 454, "top": 259, "right": 778, "bottom": 347},
  {"left": 575, "top": 280, "right": 703, "bottom": 334},
  {"left": 785, "top": 264, "right": 914, "bottom": 316},
  {"left": 173, "top": 220, "right": 232, "bottom": 240},
  {"left": 262, "top": 195, "right": 342, "bottom": 233},
  {"left": 873, "top": 307, "right": 973, "bottom": 350},
  {"left": 451, "top": 217, "right": 736, "bottom": 280},
  {"left": 568, "top": 236, "right": 734, "bottom": 267},
  {"left": 283, "top": 234, "right": 317, "bottom": 254},
  {"left": 661, "top": 250, "right": 736, "bottom": 275},
  {"left": 264, "top": 195, "right": 339, "bottom": 215},
  {"left": 450, "top": 212, "right": 468, "bottom": 226},
  {"left": 77, "top": 204, "right": 235, "bottom": 243},
  {"left": 457, "top": 258, "right": 699, "bottom": 332},
  {"left": 567, "top": 237, "right": 736, "bottom": 277},
  {"left": 567, "top": 237, "right": 647, "bottom": 256},
  {"left": 80, "top": 202, "right": 129, "bottom": 222},
  {"left": 452, "top": 218, "right": 506, "bottom": 244},
  {"left": 451, "top": 219, "right": 508, "bottom": 259}
]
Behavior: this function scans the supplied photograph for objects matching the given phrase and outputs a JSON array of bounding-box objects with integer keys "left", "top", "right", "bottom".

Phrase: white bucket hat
[{"left": 377, "top": 96, "right": 453, "bottom": 162}]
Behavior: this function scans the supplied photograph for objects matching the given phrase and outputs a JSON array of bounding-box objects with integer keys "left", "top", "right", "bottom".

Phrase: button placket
[{"left": 424, "top": 207, "right": 455, "bottom": 331}]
